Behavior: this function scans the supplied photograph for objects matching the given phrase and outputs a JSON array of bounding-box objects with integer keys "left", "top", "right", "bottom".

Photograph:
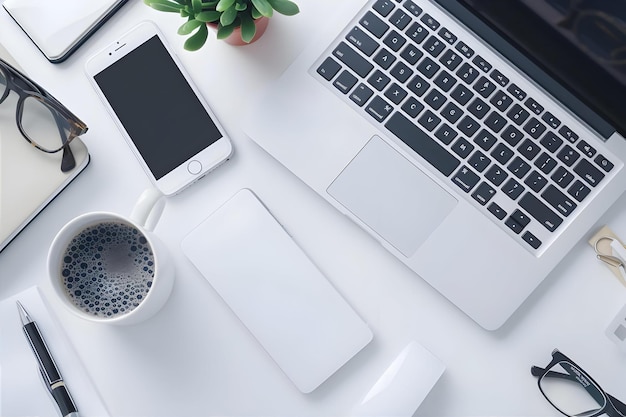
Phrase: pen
[{"left": 16, "top": 301, "right": 80, "bottom": 417}]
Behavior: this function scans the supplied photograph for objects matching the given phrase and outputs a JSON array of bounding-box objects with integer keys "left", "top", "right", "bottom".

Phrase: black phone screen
[{"left": 94, "top": 35, "right": 223, "bottom": 180}]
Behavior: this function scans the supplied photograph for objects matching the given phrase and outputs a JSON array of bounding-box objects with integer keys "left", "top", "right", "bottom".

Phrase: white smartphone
[{"left": 85, "top": 21, "right": 233, "bottom": 195}]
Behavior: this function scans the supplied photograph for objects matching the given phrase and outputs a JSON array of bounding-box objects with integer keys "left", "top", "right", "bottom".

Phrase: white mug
[{"left": 48, "top": 188, "right": 174, "bottom": 325}]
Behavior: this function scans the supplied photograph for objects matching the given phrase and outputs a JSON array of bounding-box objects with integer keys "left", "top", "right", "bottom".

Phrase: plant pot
[{"left": 208, "top": 16, "right": 270, "bottom": 46}]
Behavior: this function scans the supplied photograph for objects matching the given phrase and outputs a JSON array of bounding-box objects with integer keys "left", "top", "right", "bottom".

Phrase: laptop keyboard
[{"left": 312, "top": 0, "right": 618, "bottom": 253}]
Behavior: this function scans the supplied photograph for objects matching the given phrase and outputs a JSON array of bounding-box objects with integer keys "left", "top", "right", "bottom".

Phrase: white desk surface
[{"left": 1, "top": 1, "right": 626, "bottom": 415}]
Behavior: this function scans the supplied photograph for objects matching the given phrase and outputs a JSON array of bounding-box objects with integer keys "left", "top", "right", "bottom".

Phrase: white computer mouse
[{"left": 351, "top": 341, "right": 445, "bottom": 417}]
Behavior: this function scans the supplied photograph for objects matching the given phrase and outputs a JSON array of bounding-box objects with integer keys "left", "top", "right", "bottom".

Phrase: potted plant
[{"left": 144, "top": 0, "right": 299, "bottom": 49}]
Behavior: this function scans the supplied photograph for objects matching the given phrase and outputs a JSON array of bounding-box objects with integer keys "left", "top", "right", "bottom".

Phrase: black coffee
[{"left": 61, "top": 221, "right": 155, "bottom": 318}]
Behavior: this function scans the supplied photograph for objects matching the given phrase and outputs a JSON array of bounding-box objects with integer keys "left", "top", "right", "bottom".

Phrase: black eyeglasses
[
  {"left": 0, "top": 58, "right": 88, "bottom": 172},
  {"left": 531, "top": 349, "right": 626, "bottom": 417}
]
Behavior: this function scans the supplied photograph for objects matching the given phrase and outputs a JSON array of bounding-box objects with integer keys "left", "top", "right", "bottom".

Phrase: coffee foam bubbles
[{"left": 61, "top": 221, "right": 155, "bottom": 318}]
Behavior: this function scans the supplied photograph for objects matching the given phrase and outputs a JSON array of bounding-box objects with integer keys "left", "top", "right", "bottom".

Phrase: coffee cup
[{"left": 48, "top": 188, "right": 174, "bottom": 325}]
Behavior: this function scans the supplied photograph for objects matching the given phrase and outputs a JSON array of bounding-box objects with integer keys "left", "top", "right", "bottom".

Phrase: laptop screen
[{"left": 454, "top": 0, "right": 626, "bottom": 139}]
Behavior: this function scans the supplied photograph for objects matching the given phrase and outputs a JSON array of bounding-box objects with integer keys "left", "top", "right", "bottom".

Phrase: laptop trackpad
[{"left": 327, "top": 136, "right": 457, "bottom": 257}]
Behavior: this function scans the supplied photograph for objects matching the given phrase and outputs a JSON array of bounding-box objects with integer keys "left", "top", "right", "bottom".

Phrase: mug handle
[{"left": 130, "top": 187, "right": 166, "bottom": 231}]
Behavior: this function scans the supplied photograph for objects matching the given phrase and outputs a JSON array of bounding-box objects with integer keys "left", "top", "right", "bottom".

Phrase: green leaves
[{"left": 143, "top": 0, "right": 299, "bottom": 49}]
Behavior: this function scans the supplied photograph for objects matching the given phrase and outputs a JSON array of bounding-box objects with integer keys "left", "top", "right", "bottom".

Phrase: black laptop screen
[{"left": 453, "top": 0, "right": 626, "bottom": 138}]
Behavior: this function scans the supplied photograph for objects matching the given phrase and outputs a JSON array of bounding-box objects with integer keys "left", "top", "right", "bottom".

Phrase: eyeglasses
[
  {"left": 0, "top": 58, "right": 88, "bottom": 172},
  {"left": 531, "top": 349, "right": 626, "bottom": 417}
]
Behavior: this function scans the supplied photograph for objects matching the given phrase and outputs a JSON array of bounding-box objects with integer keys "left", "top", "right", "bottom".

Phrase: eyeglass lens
[
  {"left": 20, "top": 96, "right": 70, "bottom": 152},
  {"left": 540, "top": 361, "right": 606, "bottom": 417}
]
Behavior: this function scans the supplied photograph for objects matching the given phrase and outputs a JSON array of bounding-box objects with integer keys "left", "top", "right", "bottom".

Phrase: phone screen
[{"left": 93, "top": 35, "right": 223, "bottom": 180}]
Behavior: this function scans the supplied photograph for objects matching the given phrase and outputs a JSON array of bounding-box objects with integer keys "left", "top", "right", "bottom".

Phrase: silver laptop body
[{"left": 244, "top": 0, "right": 626, "bottom": 330}]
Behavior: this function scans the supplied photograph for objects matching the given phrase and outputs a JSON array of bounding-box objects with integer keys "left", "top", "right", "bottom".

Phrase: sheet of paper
[{"left": 0, "top": 286, "right": 109, "bottom": 417}]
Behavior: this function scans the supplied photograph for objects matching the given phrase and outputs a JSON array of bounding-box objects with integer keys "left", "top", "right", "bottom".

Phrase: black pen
[{"left": 16, "top": 301, "right": 80, "bottom": 417}]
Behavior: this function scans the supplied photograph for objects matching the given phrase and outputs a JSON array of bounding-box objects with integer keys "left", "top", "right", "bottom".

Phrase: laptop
[{"left": 243, "top": 0, "right": 626, "bottom": 330}]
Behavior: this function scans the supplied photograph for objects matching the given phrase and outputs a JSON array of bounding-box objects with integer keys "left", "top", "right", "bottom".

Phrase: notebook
[
  {"left": 243, "top": 0, "right": 626, "bottom": 330},
  {"left": 3, "top": 0, "right": 128, "bottom": 63},
  {"left": 0, "top": 44, "right": 89, "bottom": 252}
]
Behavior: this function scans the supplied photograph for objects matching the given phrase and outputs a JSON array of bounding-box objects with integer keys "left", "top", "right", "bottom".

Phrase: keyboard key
[
  {"left": 333, "top": 42, "right": 374, "bottom": 77},
  {"left": 484, "top": 112, "right": 507, "bottom": 133},
  {"left": 534, "top": 152, "right": 557, "bottom": 174},
  {"left": 368, "top": 69, "right": 391, "bottom": 91},
  {"left": 551, "top": 166, "right": 574, "bottom": 188},
  {"left": 435, "top": 123, "right": 458, "bottom": 144},
  {"left": 405, "top": 22, "right": 428, "bottom": 44},
  {"left": 439, "top": 49, "right": 463, "bottom": 70},
  {"left": 522, "top": 231, "right": 542, "bottom": 249},
  {"left": 473, "top": 76, "right": 497, "bottom": 98},
  {"left": 317, "top": 57, "right": 342, "bottom": 81},
  {"left": 385, "top": 112, "right": 460, "bottom": 176},
  {"left": 541, "top": 112, "right": 561, "bottom": 129},
  {"left": 505, "top": 211, "right": 528, "bottom": 234},
  {"left": 468, "top": 150, "right": 490, "bottom": 172},
  {"left": 424, "top": 89, "right": 447, "bottom": 110},
  {"left": 333, "top": 70, "right": 358, "bottom": 94},
  {"left": 524, "top": 97, "right": 543, "bottom": 115},
  {"left": 568, "top": 180, "right": 591, "bottom": 202},
  {"left": 384, "top": 83, "right": 408, "bottom": 104},
  {"left": 519, "top": 193, "right": 562, "bottom": 232},
  {"left": 542, "top": 185, "right": 576, "bottom": 217},
  {"left": 455, "top": 41, "right": 474, "bottom": 58},
  {"left": 491, "top": 143, "right": 514, "bottom": 165},
  {"left": 576, "top": 140, "right": 596, "bottom": 158},
  {"left": 490, "top": 69, "right": 509, "bottom": 87},
  {"left": 390, "top": 61, "right": 413, "bottom": 82},
  {"left": 558, "top": 125, "right": 579, "bottom": 143},
  {"left": 383, "top": 30, "right": 407, "bottom": 51},
  {"left": 400, "top": 44, "right": 423, "bottom": 65},
  {"left": 507, "top": 83, "right": 527, "bottom": 100},
  {"left": 441, "top": 102, "right": 464, "bottom": 124},
  {"left": 451, "top": 137, "right": 474, "bottom": 158},
  {"left": 434, "top": 70, "right": 457, "bottom": 92},
  {"left": 457, "top": 62, "right": 479, "bottom": 84},
  {"left": 360, "top": 11, "right": 389, "bottom": 38},
  {"left": 452, "top": 166, "right": 480, "bottom": 192},
  {"left": 373, "top": 47, "right": 396, "bottom": 69},
  {"left": 485, "top": 164, "right": 508, "bottom": 186},
  {"left": 508, "top": 156, "right": 531, "bottom": 178},
  {"left": 502, "top": 178, "right": 525, "bottom": 200},
  {"left": 523, "top": 117, "right": 546, "bottom": 139},
  {"left": 350, "top": 83, "right": 374, "bottom": 107},
  {"left": 490, "top": 90, "right": 513, "bottom": 111},
  {"left": 595, "top": 154, "right": 614, "bottom": 172},
  {"left": 420, "top": 13, "right": 440, "bottom": 30},
  {"left": 403, "top": 0, "right": 423, "bottom": 17},
  {"left": 407, "top": 74, "right": 429, "bottom": 96},
  {"left": 389, "top": 9, "right": 412, "bottom": 30},
  {"left": 373, "top": 0, "right": 395, "bottom": 17},
  {"left": 488, "top": 202, "right": 507, "bottom": 220},
  {"left": 418, "top": 109, "right": 442, "bottom": 131},
  {"left": 539, "top": 131, "right": 563, "bottom": 153},
  {"left": 366, "top": 96, "right": 394, "bottom": 122},
  {"left": 574, "top": 158, "right": 604, "bottom": 187},
  {"left": 519, "top": 139, "right": 541, "bottom": 161},
  {"left": 472, "top": 182, "right": 496, "bottom": 205},
  {"left": 417, "top": 57, "right": 440, "bottom": 78},
  {"left": 438, "top": 27, "right": 457, "bottom": 44},
  {"left": 401, "top": 96, "right": 424, "bottom": 118},
  {"left": 524, "top": 170, "right": 548, "bottom": 192},
  {"left": 507, "top": 103, "right": 530, "bottom": 125},
  {"left": 346, "top": 26, "right": 379, "bottom": 56},
  {"left": 556, "top": 145, "right": 580, "bottom": 167},
  {"left": 458, "top": 115, "right": 480, "bottom": 137},
  {"left": 472, "top": 55, "right": 492, "bottom": 72},
  {"left": 501, "top": 125, "right": 524, "bottom": 146},
  {"left": 450, "top": 84, "right": 474, "bottom": 105},
  {"left": 468, "top": 97, "right": 490, "bottom": 119},
  {"left": 474, "top": 129, "right": 498, "bottom": 151},
  {"left": 424, "top": 36, "right": 445, "bottom": 57}
]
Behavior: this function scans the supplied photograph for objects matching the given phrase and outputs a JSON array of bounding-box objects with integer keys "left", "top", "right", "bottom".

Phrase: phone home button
[{"left": 187, "top": 160, "right": 202, "bottom": 175}]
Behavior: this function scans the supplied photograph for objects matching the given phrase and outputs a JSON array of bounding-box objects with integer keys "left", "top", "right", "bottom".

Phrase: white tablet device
[{"left": 85, "top": 21, "right": 233, "bottom": 196}]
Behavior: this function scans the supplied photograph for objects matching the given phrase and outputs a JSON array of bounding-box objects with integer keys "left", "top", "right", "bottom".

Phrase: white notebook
[{"left": 0, "top": 44, "right": 89, "bottom": 252}]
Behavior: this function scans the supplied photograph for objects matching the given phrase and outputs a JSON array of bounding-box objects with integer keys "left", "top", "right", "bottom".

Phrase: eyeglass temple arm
[
  {"left": 532, "top": 366, "right": 626, "bottom": 416},
  {"left": 52, "top": 108, "right": 76, "bottom": 172}
]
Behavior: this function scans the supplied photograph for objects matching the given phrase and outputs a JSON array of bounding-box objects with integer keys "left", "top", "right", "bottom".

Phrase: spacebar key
[{"left": 385, "top": 112, "right": 460, "bottom": 176}]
